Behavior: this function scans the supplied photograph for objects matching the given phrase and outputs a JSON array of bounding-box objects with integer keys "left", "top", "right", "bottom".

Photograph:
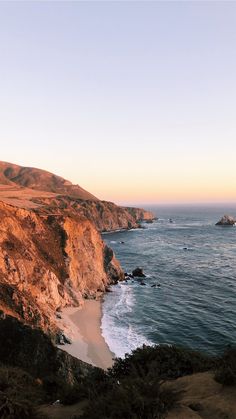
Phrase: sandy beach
[{"left": 57, "top": 300, "right": 115, "bottom": 370}]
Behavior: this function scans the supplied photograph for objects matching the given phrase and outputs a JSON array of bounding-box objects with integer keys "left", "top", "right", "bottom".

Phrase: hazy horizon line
[{"left": 117, "top": 201, "right": 236, "bottom": 208}]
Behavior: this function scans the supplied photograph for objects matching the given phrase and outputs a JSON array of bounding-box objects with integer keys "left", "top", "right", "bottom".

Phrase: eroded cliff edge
[
  {"left": 0, "top": 161, "right": 155, "bottom": 339},
  {"left": 0, "top": 200, "right": 123, "bottom": 335},
  {"left": 33, "top": 197, "right": 154, "bottom": 232}
]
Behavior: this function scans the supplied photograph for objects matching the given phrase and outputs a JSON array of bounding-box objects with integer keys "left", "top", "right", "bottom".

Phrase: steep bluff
[
  {"left": 69, "top": 199, "right": 154, "bottom": 232},
  {"left": 30, "top": 196, "right": 154, "bottom": 232},
  {"left": 0, "top": 161, "right": 155, "bottom": 232},
  {"left": 0, "top": 161, "right": 154, "bottom": 336},
  {"left": 0, "top": 200, "right": 123, "bottom": 334}
]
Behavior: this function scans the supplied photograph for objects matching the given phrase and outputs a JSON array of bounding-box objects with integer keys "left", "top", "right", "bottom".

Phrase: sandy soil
[
  {"left": 57, "top": 300, "right": 115, "bottom": 370},
  {"left": 165, "top": 372, "right": 236, "bottom": 419},
  {"left": 0, "top": 185, "right": 56, "bottom": 208},
  {"left": 39, "top": 371, "right": 236, "bottom": 419},
  {"left": 38, "top": 400, "right": 87, "bottom": 419}
]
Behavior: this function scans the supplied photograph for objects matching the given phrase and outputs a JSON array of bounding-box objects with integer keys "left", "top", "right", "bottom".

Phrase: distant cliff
[{"left": 73, "top": 200, "right": 154, "bottom": 232}]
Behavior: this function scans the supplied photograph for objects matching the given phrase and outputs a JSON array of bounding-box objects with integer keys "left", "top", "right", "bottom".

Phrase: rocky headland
[
  {"left": 0, "top": 161, "right": 154, "bottom": 338},
  {"left": 0, "top": 162, "right": 235, "bottom": 419}
]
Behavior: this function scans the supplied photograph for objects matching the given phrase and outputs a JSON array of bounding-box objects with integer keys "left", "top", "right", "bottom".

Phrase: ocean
[{"left": 101, "top": 205, "right": 236, "bottom": 358}]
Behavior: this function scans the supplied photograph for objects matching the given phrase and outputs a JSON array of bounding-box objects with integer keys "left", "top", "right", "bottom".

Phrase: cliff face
[
  {"left": 0, "top": 201, "right": 123, "bottom": 333},
  {"left": 76, "top": 200, "right": 154, "bottom": 232},
  {"left": 125, "top": 206, "right": 154, "bottom": 222},
  {"left": 0, "top": 161, "right": 154, "bottom": 336},
  {"left": 0, "top": 161, "right": 155, "bottom": 232},
  {"left": 0, "top": 313, "right": 93, "bottom": 385}
]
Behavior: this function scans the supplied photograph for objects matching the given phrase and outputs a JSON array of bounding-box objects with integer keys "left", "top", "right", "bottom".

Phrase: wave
[{"left": 101, "top": 284, "right": 153, "bottom": 358}]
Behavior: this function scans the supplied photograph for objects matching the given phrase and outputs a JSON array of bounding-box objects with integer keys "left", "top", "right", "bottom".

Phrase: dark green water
[{"left": 102, "top": 205, "right": 236, "bottom": 357}]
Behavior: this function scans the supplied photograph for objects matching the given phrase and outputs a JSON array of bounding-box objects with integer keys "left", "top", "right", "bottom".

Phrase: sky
[{"left": 0, "top": 1, "right": 236, "bottom": 205}]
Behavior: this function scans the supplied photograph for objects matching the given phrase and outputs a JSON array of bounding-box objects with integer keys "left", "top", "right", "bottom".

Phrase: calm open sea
[{"left": 102, "top": 205, "right": 236, "bottom": 358}]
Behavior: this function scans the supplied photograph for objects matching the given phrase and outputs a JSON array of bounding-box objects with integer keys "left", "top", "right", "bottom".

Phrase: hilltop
[
  {"left": 0, "top": 161, "right": 154, "bottom": 335},
  {"left": 0, "top": 161, "right": 98, "bottom": 201},
  {"left": 0, "top": 161, "right": 153, "bottom": 230}
]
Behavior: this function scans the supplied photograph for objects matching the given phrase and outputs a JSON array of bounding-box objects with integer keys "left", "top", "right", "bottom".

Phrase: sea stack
[{"left": 215, "top": 215, "right": 236, "bottom": 226}]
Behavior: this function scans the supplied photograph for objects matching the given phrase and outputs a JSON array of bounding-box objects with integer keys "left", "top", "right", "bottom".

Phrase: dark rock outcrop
[
  {"left": 132, "top": 267, "right": 146, "bottom": 277},
  {"left": 216, "top": 215, "right": 236, "bottom": 226},
  {"left": 0, "top": 314, "right": 93, "bottom": 385}
]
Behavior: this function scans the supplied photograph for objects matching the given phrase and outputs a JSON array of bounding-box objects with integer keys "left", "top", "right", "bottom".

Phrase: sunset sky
[{"left": 0, "top": 1, "right": 236, "bottom": 205}]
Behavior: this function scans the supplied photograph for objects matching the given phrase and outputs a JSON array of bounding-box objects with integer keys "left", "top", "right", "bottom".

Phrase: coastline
[{"left": 57, "top": 300, "right": 115, "bottom": 370}]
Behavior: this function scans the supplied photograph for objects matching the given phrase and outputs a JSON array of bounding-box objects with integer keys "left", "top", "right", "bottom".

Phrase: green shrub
[
  {"left": 79, "top": 346, "right": 194, "bottom": 419},
  {"left": 0, "top": 365, "right": 49, "bottom": 418},
  {"left": 0, "top": 392, "right": 36, "bottom": 419},
  {"left": 0, "top": 365, "right": 45, "bottom": 404},
  {"left": 110, "top": 344, "right": 215, "bottom": 381},
  {"left": 215, "top": 346, "right": 236, "bottom": 385},
  {"left": 80, "top": 372, "right": 178, "bottom": 419},
  {"left": 59, "top": 383, "right": 83, "bottom": 405}
]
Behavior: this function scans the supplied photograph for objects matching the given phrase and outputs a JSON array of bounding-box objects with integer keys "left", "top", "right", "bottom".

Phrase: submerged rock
[
  {"left": 143, "top": 219, "right": 153, "bottom": 224},
  {"left": 132, "top": 267, "right": 146, "bottom": 277},
  {"left": 124, "top": 272, "right": 134, "bottom": 279},
  {"left": 216, "top": 215, "right": 236, "bottom": 226}
]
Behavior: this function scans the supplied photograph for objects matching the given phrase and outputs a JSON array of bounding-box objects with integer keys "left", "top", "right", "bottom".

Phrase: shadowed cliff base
[
  {"left": 0, "top": 161, "right": 154, "bottom": 340},
  {"left": 0, "top": 317, "right": 235, "bottom": 419}
]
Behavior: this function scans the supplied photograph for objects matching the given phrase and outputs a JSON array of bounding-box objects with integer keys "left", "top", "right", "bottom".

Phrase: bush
[
  {"left": 0, "top": 392, "right": 36, "bottom": 419},
  {"left": 0, "top": 365, "right": 45, "bottom": 404},
  {"left": 59, "top": 383, "right": 83, "bottom": 405},
  {"left": 56, "top": 367, "right": 114, "bottom": 405},
  {"left": 0, "top": 365, "right": 48, "bottom": 418},
  {"left": 81, "top": 373, "right": 178, "bottom": 419},
  {"left": 110, "top": 344, "right": 215, "bottom": 381},
  {"left": 215, "top": 346, "right": 236, "bottom": 385},
  {"left": 79, "top": 345, "right": 194, "bottom": 419}
]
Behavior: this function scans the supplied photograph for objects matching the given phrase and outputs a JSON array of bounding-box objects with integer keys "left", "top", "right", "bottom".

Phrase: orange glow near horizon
[
  {"left": 68, "top": 155, "right": 236, "bottom": 205},
  {"left": 73, "top": 176, "right": 236, "bottom": 206}
]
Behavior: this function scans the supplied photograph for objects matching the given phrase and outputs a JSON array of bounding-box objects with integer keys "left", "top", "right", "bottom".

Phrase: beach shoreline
[{"left": 57, "top": 299, "right": 115, "bottom": 370}]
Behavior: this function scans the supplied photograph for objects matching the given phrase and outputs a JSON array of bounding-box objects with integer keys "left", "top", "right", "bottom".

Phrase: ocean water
[{"left": 101, "top": 205, "right": 236, "bottom": 358}]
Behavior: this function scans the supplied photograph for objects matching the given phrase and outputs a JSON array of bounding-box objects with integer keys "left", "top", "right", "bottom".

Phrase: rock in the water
[
  {"left": 132, "top": 267, "right": 146, "bottom": 277},
  {"left": 124, "top": 272, "right": 133, "bottom": 279},
  {"left": 216, "top": 215, "right": 236, "bottom": 226}
]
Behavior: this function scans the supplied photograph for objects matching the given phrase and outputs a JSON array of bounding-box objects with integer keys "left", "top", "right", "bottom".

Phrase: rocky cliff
[
  {"left": 69, "top": 199, "right": 154, "bottom": 232},
  {"left": 216, "top": 214, "right": 236, "bottom": 226},
  {"left": 30, "top": 196, "right": 153, "bottom": 232},
  {"left": 0, "top": 161, "right": 154, "bottom": 336},
  {"left": 0, "top": 200, "right": 123, "bottom": 335},
  {"left": 0, "top": 161, "right": 154, "bottom": 232}
]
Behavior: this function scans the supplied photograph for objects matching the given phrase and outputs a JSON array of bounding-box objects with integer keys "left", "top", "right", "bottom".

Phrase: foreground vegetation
[{"left": 1, "top": 338, "right": 236, "bottom": 419}]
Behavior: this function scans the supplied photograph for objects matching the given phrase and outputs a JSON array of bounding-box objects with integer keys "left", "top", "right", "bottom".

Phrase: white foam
[{"left": 101, "top": 284, "right": 153, "bottom": 358}]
